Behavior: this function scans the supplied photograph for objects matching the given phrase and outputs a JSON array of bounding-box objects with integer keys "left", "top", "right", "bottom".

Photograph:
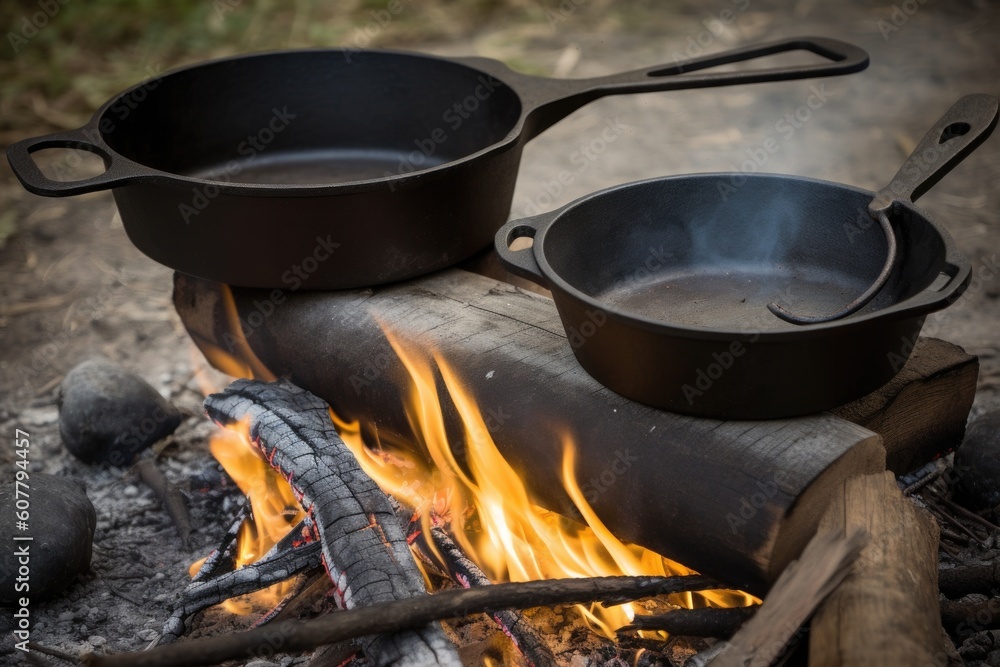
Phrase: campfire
[
  {"left": 66, "top": 257, "right": 988, "bottom": 667},
  {"left": 171, "top": 321, "right": 758, "bottom": 664}
]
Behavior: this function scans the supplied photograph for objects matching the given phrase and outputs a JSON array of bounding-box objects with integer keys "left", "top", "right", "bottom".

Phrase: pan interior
[
  {"left": 542, "top": 175, "right": 948, "bottom": 332},
  {"left": 99, "top": 51, "right": 523, "bottom": 185}
]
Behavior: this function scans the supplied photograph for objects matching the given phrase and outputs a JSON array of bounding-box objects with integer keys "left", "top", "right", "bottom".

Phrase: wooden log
[
  {"left": 173, "top": 270, "right": 893, "bottom": 594},
  {"left": 712, "top": 528, "right": 866, "bottom": 667},
  {"left": 830, "top": 338, "right": 978, "bottom": 473},
  {"left": 809, "top": 471, "right": 942, "bottom": 666},
  {"left": 462, "top": 248, "right": 979, "bottom": 474}
]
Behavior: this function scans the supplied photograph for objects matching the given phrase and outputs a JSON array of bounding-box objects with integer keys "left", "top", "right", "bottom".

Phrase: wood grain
[{"left": 809, "top": 471, "right": 942, "bottom": 667}]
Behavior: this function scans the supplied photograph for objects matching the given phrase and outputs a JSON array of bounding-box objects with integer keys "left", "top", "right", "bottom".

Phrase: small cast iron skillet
[{"left": 495, "top": 95, "right": 999, "bottom": 419}]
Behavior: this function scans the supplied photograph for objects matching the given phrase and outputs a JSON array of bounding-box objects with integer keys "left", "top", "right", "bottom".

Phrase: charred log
[
  {"left": 160, "top": 519, "right": 322, "bottom": 643},
  {"left": 619, "top": 604, "right": 758, "bottom": 639},
  {"left": 409, "top": 516, "right": 556, "bottom": 667},
  {"left": 940, "top": 563, "right": 1000, "bottom": 600},
  {"left": 204, "top": 379, "right": 461, "bottom": 667}
]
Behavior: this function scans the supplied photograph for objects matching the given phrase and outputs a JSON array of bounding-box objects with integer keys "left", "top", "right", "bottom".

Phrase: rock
[
  {"left": 58, "top": 359, "right": 182, "bottom": 466},
  {"left": 956, "top": 410, "right": 1000, "bottom": 510},
  {"left": 0, "top": 474, "right": 96, "bottom": 606}
]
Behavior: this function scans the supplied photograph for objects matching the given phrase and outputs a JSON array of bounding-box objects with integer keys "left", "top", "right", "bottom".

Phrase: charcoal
[
  {"left": 956, "top": 410, "right": 1000, "bottom": 510},
  {"left": 58, "top": 359, "right": 182, "bottom": 465},
  {"left": 0, "top": 474, "right": 96, "bottom": 606}
]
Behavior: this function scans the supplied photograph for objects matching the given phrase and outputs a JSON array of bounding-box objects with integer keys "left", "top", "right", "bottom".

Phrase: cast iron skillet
[
  {"left": 5, "top": 39, "right": 867, "bottom": 289},
  {"left": 494, "top": 94, "right": 999, "bottom": 419}
]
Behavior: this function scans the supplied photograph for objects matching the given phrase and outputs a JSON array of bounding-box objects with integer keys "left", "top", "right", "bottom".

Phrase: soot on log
[
  {"left": 58, "top": 359, "right": 182, "bottom": 466},
  {"left": 0, "top": 474, "right": 96, "bottom": 605}
]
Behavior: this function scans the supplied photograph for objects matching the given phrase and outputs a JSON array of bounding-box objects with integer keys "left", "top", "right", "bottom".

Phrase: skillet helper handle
[
  {"left": 872, "top": 94, "right": 999, "bottom": 211},
  {"left": 578, "top": 37, "right": 869, "bottom": 93},
  {"left": 494, "top": 214, "right": 558, "bottom": 288},
  {"left": 6, "top": 127, "right": 143, "bottom": 197}
]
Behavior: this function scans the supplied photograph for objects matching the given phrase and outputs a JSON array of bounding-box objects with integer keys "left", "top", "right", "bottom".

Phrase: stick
[
  {"left": 618, "top": 605, "right": 758, "bottom": 639},
  {"left": 135, "top": 455, "right": 192, "bottom": 550},
  {"left": 83, "top": 574, "right": 715, "bottom": 667}
]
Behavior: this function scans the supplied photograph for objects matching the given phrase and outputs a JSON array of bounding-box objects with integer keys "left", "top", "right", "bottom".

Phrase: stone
[
  {"left": 956, "top": 410, "right": 1000, "bottom": 510},
  {"left": 0, "top": 474, "right": 96, "bottom": 606},
  {"left": 58, "top": 359, "right": 182, "bottom": 466}
]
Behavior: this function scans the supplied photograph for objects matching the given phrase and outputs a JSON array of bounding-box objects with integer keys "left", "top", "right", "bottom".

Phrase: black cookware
[
  {"left": 495, "top": 94, "right": 999, "bottom": 419},
  {"left": 6, "top": 39, "right": 866, "bottom": 289}
]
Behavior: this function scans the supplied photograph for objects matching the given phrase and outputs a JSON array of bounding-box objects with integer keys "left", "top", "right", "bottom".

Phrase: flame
[
  {"left": 192, "top": 284, "right": 755, "bottom": 634},
  {"left": 334, "top": 327, "right": 756, "bottom": 637},
  {"left": 194, "top": 418, "right": 307, "bottom": 614}
]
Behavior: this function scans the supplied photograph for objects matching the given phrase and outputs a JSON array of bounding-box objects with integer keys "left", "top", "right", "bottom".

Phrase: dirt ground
[{"left": 1, "top": 0, "right": 999, "bottom": 664}]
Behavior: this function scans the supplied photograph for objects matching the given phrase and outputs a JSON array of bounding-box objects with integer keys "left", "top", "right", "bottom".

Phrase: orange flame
[
  {"left": 190, "top": 418, "right": 307, "bottom": 614},
  {"left": 192, "top": 284, "right": 755, "bottom": 632},
  {"left": 333, "top": 327, "right": 756, "bottom": 637}
]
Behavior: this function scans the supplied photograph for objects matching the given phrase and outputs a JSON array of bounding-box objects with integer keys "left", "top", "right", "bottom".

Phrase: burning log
[
  {"left": 202, "top": 379, "right": 461, "bottom": 666},
  {"left": 809, "top": 472, "right": 942, "bottom": 666},
  {"left": 172, "top": 269, "right": 968, "bottom": 592},
  {"left": 408, "top": 514, "right": 557, "bottom": 666},
  {"left": 160, "top": 518, "right": 322, "bottom": 644},
  {"left": 84, "top": 574, "right": 715, "bottom": 667}
]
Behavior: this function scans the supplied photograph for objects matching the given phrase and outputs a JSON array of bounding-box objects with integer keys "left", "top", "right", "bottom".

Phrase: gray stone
[
  {"left": 0, "top": 474, "right": 96, "bottom": 606},
  {"left": 957, "top": 410, "right": 1000, "bottom": 510},
  {"left": 58, "top": 359, "right": 182, "bottom": 465}
]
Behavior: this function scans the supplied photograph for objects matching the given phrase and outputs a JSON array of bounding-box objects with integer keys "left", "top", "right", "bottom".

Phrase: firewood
[
  {"left": 174, "top": 271, "right": 892, "bottom": 593},
  {"left": 204, "top": 379, "right": 461, "bottom": 667},
  {"left": 159, "top": 519, "right": 322, "bottom": 644},
  {"left": 134, "top": 454, "right": 192, "bottom": 550},
  {"left": 82, "top": 574, "right": 715, "bottom": 667},
  {"left": 809, "top": 472, "right": 942, "bottom": 666},
  {"left": 413, "top": 517, "right": 557, "bottom": 667},
  {"left": 618, "top": 604, "right": 758, "bottom": 638},
  {"left": 464, "top": 250, "right": 979, "bottom": 474},
  {"left": 829, "top": 337, "right": 977, "bottom": 473},
  {"left": 940, "top": 562, "right": 1000, "bottom": 599},
  {"left": 710, "top": 528, "right": 867, "bottom": 667},
  {"left": 940, "top": 596, "right": 1000, "bottom": 635}
]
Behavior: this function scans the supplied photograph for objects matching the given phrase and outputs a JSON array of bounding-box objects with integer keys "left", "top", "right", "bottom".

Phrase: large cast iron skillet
[
  {"left": 6, "top": 39, "right": 866, "bottom": 289},
  {"left": 495, "top": 95, "right": 999, "bottom": 419}
]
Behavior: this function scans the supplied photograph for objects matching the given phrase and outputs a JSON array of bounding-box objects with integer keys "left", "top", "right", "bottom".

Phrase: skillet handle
[
  {"left": 507, "top": 36, "right": 868, "bottom": 140},
  {"left": 871, "top": 94, "right": 999, "bottom": 212},
  {"left": 575, "top": 36, "right": 868, "bottom": 93},
  {"left": 6, "top": 127, "right": 149, "bottom": 197},
  {"left": 494, "top": 214, "right": 558, "bottom": 288}
]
